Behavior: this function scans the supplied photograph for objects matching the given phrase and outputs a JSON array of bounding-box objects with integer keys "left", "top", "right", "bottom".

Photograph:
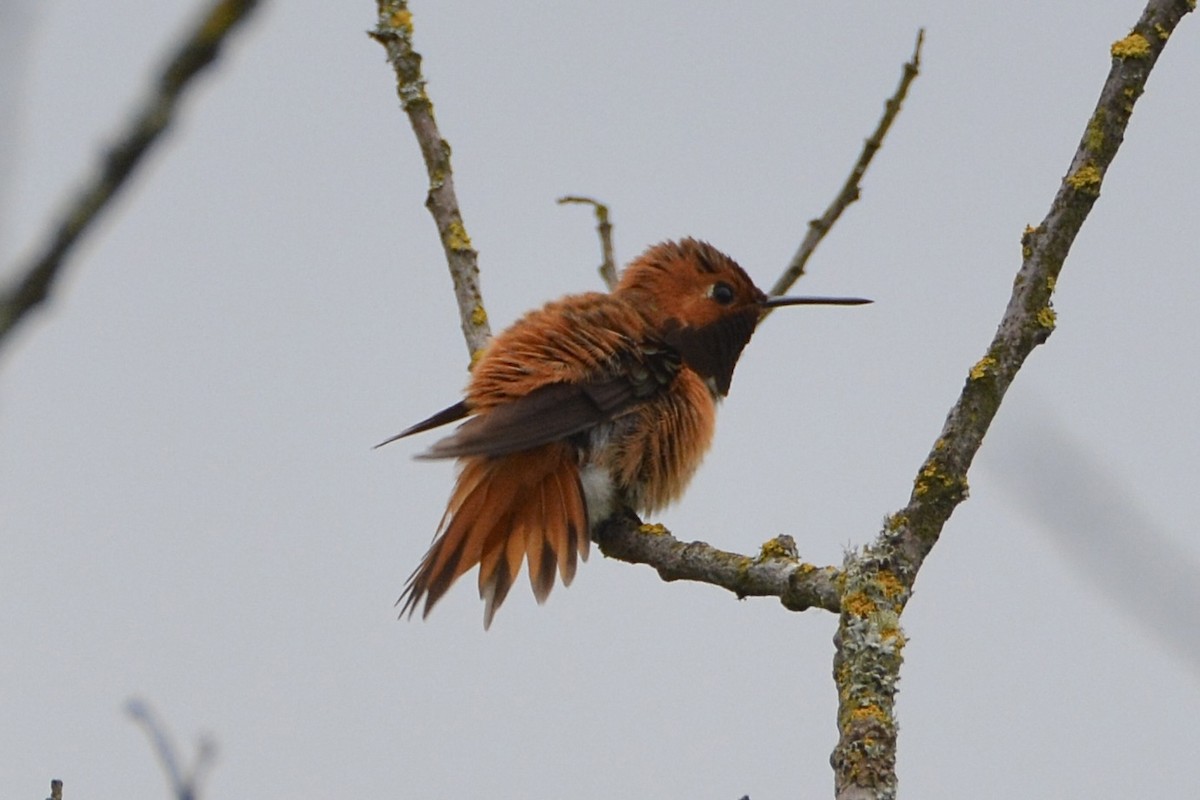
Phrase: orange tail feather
[{"left": 398, "top": 442, "right": 588, "bottom": 628}]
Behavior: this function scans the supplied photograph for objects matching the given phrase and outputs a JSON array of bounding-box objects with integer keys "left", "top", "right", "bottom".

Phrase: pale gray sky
[{"left": 3, "top": 2, "right": 1198, "bottom": 798}]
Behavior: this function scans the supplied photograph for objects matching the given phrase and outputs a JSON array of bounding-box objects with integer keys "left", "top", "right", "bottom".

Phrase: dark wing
[
  {"left": 420, "top": 342, "right": 682, "bottom": 459},
  {"left": 417, "top": 379, "right": 636, "bottom": 460},
  {"left": 373, "top": 400, "right": 470, "bottom": 449}
]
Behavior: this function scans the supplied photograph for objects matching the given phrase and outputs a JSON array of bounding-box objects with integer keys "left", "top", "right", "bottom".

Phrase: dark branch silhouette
[{"left": 0, "top": 0, "right": 261, "bottom": 356}]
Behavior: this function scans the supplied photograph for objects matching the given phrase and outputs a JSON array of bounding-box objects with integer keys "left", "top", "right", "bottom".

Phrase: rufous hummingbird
[{"left": 380, "top": 238, "right": 869, "bottom": 627}]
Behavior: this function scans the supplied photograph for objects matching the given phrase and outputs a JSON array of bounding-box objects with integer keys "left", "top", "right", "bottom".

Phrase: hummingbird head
[{"left": 615, "top": 238, "right": 869, "bottom": 396}]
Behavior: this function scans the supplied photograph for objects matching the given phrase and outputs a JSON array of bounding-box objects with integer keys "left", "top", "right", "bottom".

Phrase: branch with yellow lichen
[
  {"left": 830, "top": 2, "right": 1194, "bottom": 798},
  {"left": 0, "top": 0, "right": 261, "bottom": 356},
  {"left": 595, "top": 514, "right": 842, "bottom": 613},
  {"left": 370, "top": 0, "right": 491, "bottom": 357}
]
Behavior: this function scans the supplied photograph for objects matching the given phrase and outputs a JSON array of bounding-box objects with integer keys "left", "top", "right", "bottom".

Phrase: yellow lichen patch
[
  {"left": 1021, "top": 225, "right": 1038, "bottom": 259},
  {"left": 969, "top": 355, "right": 997, "bottom": 381},
  {"left": 638, "top": 523, "right": 669, "bottom": 536},
  {"left": 885, "top": 513, "right": 908, "bottom": 532},
  {"left": 934, "top": 438, "right": 946, "bottom": 451},
  {"left": 875, "top": 570, "right": 906, "bottom": 601},
  {"left": 1046, "top": 275, "right": 1057, "bottom": 292},
  {"left": 445, "top": 219, "right": 473, "bottom": 251},
  {"left": 842, "top": 591, "right": 877, "bottom": 617},
  {"left": 388, "top": 8, "right": 413, "bottom": 31},
  {"left": 1067, "top": 164, "right": 1102, "bottom": 193},
  {"left": 470, "top": 303, "right": 488, "bottom": 327},
  {"left": 1037, "top": 307, "right": 1057, "bottom": 329},
  {"left": 1155, "top": 23, "right": 1170, "bottom": 40},
  {"left": 915, "top": 460, "right": 962, "bottom": 499},
  {"left": 881, "top": 625, "right": 907, "bottom": 647},
  {"left": 758, "top": 537, "right": 797, "bottom": 561},
  {"left": 850, "top": 704, "right": 888, "bottom": 724},
  {"left": 1110, "top": 32, "right": 1151, "bottom": 58},
  {"left": 1085, "top": 110, "right": 1105, "bottom": 153}
]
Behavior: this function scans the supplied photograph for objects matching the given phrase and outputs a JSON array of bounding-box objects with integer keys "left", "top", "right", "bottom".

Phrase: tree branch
[
  {"left": 595, "top": 516, "right": 841, "bottom": 613},
  {"left": 371, "top": 1, "right": 491, "bottom": 358},
  {"left": 557, "top": 195, "right": 618, "bottom": 290},
  {"left": 0, "top": 0, "right": 261, "bottom": 356},
  {"left": 830, "top": 4, "right": 1194, "bottom": 798},
  {"left": 767, "top": 29, "right": 923, "bottom": 301}
]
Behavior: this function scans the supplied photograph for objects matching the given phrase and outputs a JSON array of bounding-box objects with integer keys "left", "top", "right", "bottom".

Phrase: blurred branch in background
[
  {"left": 988, "top": 409, "right": 1200, "bottom": 674},
  {"left": 127, "top": 699, "right": 217, "bottom": 800},
  {"left": 0, "top": 0, "right": 261, "bottom": 357}
]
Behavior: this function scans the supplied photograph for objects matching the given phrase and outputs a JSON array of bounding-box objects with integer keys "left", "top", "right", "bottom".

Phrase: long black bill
[{"left": 761, "top": 295, "right": 872, "bottom": 308}]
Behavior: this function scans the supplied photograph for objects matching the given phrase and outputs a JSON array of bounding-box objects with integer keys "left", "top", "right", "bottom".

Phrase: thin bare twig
[
  {"left": 0, "top": 0, "right": 261, "bottom": 355},
  {"left": 830, "top": 4, "right": 1194, "bottom": 798},
  {"left": 557, "top": 196, "right": 618, "bottom": 290},
  {"left": 46, "top": 779, "right": 63, "bottom": 800},
  {"left": 371, "top": 1, "right": 490, "bottom": 357},
  {"left": 127, "top": 699, "right": 217, "bottom": 800},
  {"left": 767, "top": 29, "right": 924, "bottom": 303}
]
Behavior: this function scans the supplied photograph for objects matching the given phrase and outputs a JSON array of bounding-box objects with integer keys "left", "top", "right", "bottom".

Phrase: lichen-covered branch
[
  {"left": 767, "top": 29, "right": 924, "bottom": 301},
  {"left": 558, "top": 195, "right": 618, "bottom": 290},
  {"left": 371, "top": 1, "right": 490, "bottom": 357},
  {"left": 831, "top": 3, "right": 1194, "bottom": 798},
  {"left": 0, "top": 0, "right": 261, "bottom": 355},
  {"left": 595, "top": 514, "right": 841, "bottom": 613}
]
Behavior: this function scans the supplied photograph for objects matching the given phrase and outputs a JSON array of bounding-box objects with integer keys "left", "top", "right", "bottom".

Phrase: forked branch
[{"left": 830, "top": 3, "right": 1194, "bottom": 798}]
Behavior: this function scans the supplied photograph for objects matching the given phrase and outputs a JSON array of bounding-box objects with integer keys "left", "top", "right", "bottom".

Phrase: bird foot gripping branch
[{"left": 380, "top": 239, "right": 869, "bottom": 627}]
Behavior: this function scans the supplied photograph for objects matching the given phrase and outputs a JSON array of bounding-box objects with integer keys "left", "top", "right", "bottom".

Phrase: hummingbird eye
[{"left": 710, "top": 282, "right": 735, "bottom": 305}]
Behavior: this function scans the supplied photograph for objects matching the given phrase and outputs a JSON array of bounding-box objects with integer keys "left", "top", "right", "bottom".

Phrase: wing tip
[{"left": 375, "top": 400, "right": 471, "bottom": 450}]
